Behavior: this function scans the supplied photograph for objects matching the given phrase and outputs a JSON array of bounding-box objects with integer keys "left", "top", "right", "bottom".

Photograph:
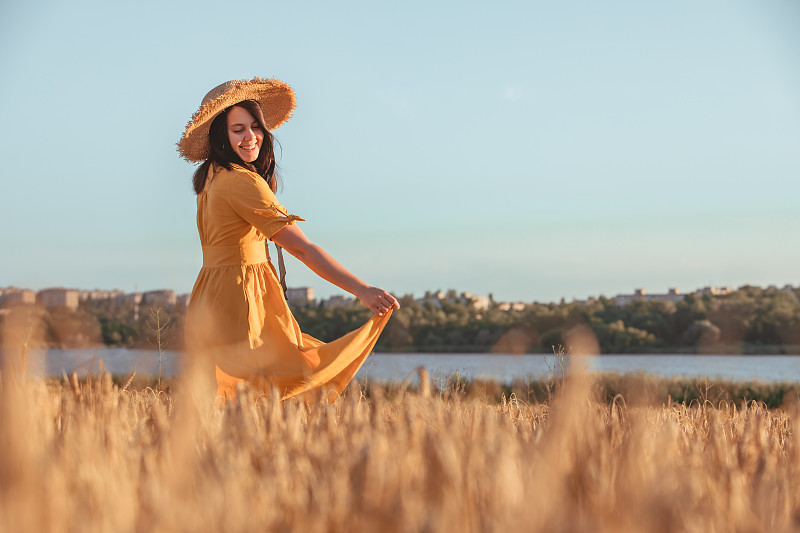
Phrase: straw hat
[{"left": 178, "top": 77, "right": 296, "bottom": 163}]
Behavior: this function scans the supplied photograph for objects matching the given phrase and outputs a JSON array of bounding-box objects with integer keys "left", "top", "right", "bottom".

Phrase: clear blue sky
[{"left": 1, "top": 0, "right": 798, "bottom": 302}]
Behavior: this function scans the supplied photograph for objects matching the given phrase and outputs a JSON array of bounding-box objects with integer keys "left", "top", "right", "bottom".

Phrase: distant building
[
  {"left": 287, "top": 287, "right": 315, "bottom": 305},
  {"left": 1, "top": 287, "right": 36, "bottom": 307},
  {"left": 696, "top": 286, "right": 733, "bottom": 296},
  {"left": 469, "top": 296, "right": 491, "bottom": 310},
  {"left": 460, "top": 292, "right": 490, "bottom": 310},
  {"left": 497, "top": 302, "right": 527, "bottom": 312},
  {"left": 142, "top": 290, "right": 177, "bottom": 307},
  {"left": 321, "top": 295, "right": 355, "bottom": 308},
  {"left": 615, "top": 288, "right": 684, "bottom": 307},
  {"left": 414, "top": 290, "right": 491, "bottom": 310},
  {"left": 80, "top": 289, "right": 124, "bottom": 301},
  {"left": 115, "top": 292, "right": 143, "bottom": 305},
  {"left": 37, "top": 288, "right": 80, "bottom": 311},
  {"left": 415, "top": 290, "right": 446, "bottom": 308}
]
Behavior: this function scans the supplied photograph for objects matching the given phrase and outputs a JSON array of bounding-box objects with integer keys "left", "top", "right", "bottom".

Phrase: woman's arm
[{"left": 271, "top": 224, "right": 400, "bottom": 316}]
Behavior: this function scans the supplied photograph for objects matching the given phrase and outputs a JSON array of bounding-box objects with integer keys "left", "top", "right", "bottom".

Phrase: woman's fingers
[
  {"left": 376, "top": 292, "right": 399, "bottom": 310},
  {"left": 358, "top": 286, "right": 400, "bottom": 315},
  {"left": 378, "top": 294, "right": 398, "bottom": 315}
]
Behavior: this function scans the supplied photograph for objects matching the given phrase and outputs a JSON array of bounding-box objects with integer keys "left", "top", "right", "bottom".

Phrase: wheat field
[{"left": 1, "top": 363, "right": 800, "bottom": 532}]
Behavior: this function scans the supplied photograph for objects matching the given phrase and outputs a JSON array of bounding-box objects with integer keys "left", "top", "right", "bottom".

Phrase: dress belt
[{"left": 202, "top": 241, "right": 268, "bottom": 267}]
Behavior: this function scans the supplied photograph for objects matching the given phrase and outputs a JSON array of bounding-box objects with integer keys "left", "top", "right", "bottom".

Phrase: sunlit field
[{"left": 2, "top": 360, "right": 800, "bottom": 533}]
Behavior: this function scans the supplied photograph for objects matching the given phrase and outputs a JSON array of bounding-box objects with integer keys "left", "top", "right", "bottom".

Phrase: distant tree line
[
  {"left": 292, "top": 286, "right": 800, "bottom": 354},
  {"left": 1, "top": 285, "right": 799, "bottom": 354},
  {"left": 0, "top": 298, "right": 186, "bottom": 352},
  {"left": 294, "top": 286, "right": 800, "bottom": 354}
]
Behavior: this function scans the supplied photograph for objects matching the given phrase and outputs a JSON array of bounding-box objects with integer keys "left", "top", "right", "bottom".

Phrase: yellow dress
[{"left": 185, "top": 163, "right": 390, "bottom": 402}]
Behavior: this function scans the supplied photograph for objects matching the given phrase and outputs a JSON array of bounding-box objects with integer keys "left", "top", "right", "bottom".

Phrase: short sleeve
[{"left": 225, "top": 169, "right": 304, "bottom": 239}]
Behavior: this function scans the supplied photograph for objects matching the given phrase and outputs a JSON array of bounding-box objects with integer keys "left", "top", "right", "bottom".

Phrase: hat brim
[{"left": 178, "top": 77, "right": 296, "bottom": 163}]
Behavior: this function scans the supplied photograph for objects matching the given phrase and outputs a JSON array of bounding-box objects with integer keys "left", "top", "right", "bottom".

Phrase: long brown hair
[{"left": 191, "top": 99, "right": 279, "bottom": 194}]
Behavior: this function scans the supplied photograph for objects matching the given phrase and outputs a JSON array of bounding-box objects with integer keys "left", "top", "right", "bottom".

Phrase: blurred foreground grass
[{"left": 3, "top": 367, "right": 800, "bottom": 532}]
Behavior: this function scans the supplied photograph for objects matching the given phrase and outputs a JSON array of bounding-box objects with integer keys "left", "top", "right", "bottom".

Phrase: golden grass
[{"left": 2, "top": 367, "right": 800, "bottom": 532}]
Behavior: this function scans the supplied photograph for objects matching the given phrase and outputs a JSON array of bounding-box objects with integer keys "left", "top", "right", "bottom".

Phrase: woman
[{"left": 178, "top": 77, "right": 399, "bottom": 402}]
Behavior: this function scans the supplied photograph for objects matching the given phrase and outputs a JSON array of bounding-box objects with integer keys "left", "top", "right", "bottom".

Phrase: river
[{"left": 13, "top": 348, "right": 800, "bottom": 383}]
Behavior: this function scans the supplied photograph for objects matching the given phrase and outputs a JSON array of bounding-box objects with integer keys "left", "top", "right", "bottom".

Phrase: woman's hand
[{"left": 356, "top": 286, "right": 400, "bottom": 317}]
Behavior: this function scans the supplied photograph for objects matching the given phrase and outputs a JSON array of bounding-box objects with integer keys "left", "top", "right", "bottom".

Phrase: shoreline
[{"left": 20, "top": 345, "right": 800, "bottom": 356}]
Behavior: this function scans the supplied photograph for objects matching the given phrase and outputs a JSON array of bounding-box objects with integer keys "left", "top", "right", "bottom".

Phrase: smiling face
[{"left": 226, "top": 105, "right": 264, "bottom": 163}]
